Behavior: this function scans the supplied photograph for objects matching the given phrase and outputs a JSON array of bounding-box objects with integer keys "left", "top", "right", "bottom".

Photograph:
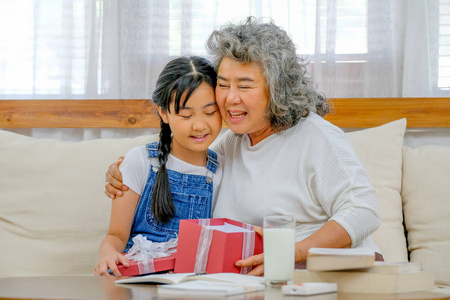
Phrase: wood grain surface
[{"left": 1, "top": 98, "right": 449, "bottom": 128}]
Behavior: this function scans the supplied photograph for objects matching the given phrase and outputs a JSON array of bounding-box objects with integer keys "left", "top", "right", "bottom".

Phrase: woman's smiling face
[{"left": 215, "top": 57, "right": 274, "bottom": 145}]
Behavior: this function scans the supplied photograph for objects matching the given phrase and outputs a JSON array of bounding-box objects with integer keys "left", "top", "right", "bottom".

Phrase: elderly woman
[{"left": 105, "top": 17, "right": 382, "bottom": 276}]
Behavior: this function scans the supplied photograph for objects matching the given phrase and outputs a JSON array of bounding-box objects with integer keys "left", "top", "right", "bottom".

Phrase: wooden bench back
[{"left": 1, "top": 98, "right": 449, "bottom": 128}]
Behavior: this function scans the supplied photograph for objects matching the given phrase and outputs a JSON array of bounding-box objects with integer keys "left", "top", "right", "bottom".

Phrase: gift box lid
[{"left": 118, "top": 252, "right": 177, "bottom": 276}]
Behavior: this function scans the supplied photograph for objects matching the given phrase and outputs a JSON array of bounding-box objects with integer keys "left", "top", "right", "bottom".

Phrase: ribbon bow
[{"left": 125, "top": 234, "right": 177, "bottom": 261}]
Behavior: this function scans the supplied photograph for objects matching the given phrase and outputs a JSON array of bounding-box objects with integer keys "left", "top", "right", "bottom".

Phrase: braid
[
  {"left": 151, "top": 120, "right": 175, "bottom": 223},
  {"left": 158, "top": 121, "right": 172, "bottom": 166}
]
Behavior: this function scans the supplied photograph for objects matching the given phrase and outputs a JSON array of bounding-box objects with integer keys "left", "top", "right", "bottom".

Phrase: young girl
[{"left": 94, "top": 56, "right": 224, "bottom": 276}]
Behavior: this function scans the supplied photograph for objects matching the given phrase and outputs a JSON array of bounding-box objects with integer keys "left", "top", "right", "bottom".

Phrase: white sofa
[{"left": 1, "top": 119, "right": 449, "bottom": 292}]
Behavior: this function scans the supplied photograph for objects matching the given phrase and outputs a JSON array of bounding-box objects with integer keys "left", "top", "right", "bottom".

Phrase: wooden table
[{"left": 0, "top": 276, "right": 449, "bottom": 300}]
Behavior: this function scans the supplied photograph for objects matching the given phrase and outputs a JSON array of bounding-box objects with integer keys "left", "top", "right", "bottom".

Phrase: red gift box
[
  {"left": 174, "top": 218, "right": 263, "bottom": 274},
  {"left": 117, "top": 253, "right": 176, "bottom": 276}
]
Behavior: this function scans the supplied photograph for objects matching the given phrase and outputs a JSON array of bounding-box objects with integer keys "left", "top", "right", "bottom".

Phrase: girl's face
[{"left": 157, "top": 82, "right": 222, "bottom": 165}]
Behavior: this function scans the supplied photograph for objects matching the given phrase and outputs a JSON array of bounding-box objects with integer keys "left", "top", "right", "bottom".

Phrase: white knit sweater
[{"left": 211, "top": 112, "right": 381, "bottom": 251}]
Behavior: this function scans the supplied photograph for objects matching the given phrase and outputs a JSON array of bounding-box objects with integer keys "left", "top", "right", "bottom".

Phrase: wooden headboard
[{"left": 0, "top": 98, "right": 449, "bottom": 129}]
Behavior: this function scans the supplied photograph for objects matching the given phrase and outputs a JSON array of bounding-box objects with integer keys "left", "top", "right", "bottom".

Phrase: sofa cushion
[
  {"left": 402, "top": 145, "right": 450, "bottom": 286},
  {"left": 0, "top": 130, "right": 158, "bottom": 278},
  {"left": 346, "top": 118, "right": 408, "bottom": 262}
]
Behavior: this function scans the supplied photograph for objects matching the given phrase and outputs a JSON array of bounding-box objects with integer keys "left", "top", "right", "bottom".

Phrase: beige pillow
[
  {"left": 402, "top": 145, "right": 450, "bottom": 286},
  {"left": 0, "top": 130, "right": 158, "bottom": 278},
  {"left": 346, "top": 118, "right": 408, "bottom": 262}
]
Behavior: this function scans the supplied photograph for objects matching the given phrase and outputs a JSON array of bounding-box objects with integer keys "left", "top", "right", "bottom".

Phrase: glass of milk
[{"left": 263, "top": 215, "right": 295, "bottom": 286}]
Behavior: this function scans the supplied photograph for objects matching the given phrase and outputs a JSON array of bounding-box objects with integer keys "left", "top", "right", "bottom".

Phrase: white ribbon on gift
[
  {"left": 125, "top": 234, "right": 177, "bottom": 274},
  {"left": 197, "top": 219, "right": 211, "bottom": 227},
  {"left": 240, "top": 223, "right": 255, "bottom": 275},
  {"left": 194, "top": 219, "right": 213, "bottom": 273},
  {"left": 193, "top": 220, "right": 256, "bottom": 274}
]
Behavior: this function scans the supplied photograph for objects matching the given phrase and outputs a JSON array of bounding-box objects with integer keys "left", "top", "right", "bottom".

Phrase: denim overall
[{"left": 125, "top": 142, "right": 219, "bottom": 252}]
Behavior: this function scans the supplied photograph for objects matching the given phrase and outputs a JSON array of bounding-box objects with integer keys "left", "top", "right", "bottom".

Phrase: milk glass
[{"left": 263, "top": 215, "right": 295, "bottom": 286}]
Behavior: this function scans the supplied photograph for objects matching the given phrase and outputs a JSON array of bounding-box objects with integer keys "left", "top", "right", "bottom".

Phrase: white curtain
[{"left": 0, "top": 0, "right": 449, "bottom": 141}]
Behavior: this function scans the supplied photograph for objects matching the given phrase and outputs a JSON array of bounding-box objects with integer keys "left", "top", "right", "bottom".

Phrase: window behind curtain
[
  {"left": 0, "top": 0, "right": 449, "bottom": 99},
  {"left": 168, "top": 0, "right": 368, "bottom": 56},
  {"left": 439, "top": 0, "right": 450, "bottom": 90},
  {"left": 0, "top": 0, "right": 90, "bottom": 98}
]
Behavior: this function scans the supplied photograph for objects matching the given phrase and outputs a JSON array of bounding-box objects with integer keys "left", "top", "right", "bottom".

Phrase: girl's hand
[
  {"left": 105, "top": 156, "right": 128, "bottom": 199},
  {"left": 235, "top": 226, "right": 265, "bottom": 276},
  {"left": 94, "top": 251, "right": 129, "bottom": 277}
]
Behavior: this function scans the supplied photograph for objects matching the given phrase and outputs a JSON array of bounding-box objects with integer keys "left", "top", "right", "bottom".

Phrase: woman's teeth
[{"left": 229, "top": 111, "right": 246, "bottom": 118}]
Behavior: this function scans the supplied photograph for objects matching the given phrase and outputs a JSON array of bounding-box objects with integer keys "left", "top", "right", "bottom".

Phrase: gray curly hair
[{"left": 206, "top": 17, "right": 329, "bottom": 131}]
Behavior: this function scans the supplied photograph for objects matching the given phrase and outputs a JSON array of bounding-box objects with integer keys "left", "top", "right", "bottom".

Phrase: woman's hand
[
  {"left": 235, "top": 226, "right": 265, "bottom": 276},
  {"left": 94, "top": 249, "right": 129, "bottom": 277},
  {"left": 235, "top": 253, "right": 265, "bottom": 276},
  {"left": 105, "top": 156, "right": 128, "bottom": 199}
]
